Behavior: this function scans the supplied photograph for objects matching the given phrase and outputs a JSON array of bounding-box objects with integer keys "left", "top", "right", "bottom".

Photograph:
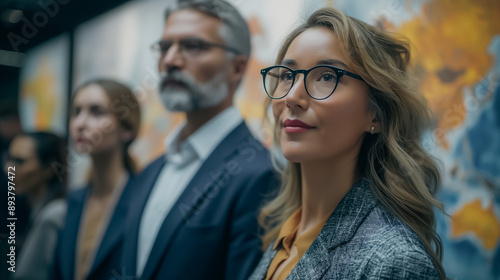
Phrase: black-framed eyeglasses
[
  {"left": 151, "top": 38, "right": 241, "bottom": 59},
  {"left": 260, "top": 65, "right": 364, "bottom": 100}
]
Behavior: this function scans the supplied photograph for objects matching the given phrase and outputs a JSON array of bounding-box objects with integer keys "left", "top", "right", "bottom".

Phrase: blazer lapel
[
  {"left": 140, "top": 122, "right": 249, "bottom": 280},
  {"left": 87, "top": 175, "right": 135, "bottom": 277},
  {"left": 121, "top": 157, "right": 166, "bottom": 276},
  {"left": 60, "top": 187, "right": 88, "bottom": 280},
  {"left": 287, "top": 178, "right": 377, "bottom": 280},
  {"left": 248, "top": 245, "right": 279, "bottom": 280}
]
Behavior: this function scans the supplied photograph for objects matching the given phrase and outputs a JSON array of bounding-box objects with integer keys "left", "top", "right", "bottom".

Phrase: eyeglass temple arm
[
  {"left": 343, "top": 70, "right": 364, "bottom": 81},
  {"left": 207, "top": 41, "right": 241, "bottom": 55}
]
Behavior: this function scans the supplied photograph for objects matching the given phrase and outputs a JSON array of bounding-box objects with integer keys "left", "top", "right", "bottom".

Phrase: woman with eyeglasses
[
  {"left": 249, "top": 8, "right": 445, "bottom": 280},
  {"left": 5, "top": 131, "right": 66, "bottom": 280},
  {"left": 52, "top": 79, "right": 141, "bottom": 280}
]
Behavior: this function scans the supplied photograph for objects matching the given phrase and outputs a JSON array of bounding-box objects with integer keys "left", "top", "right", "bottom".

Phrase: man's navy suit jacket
[
  {"left": 51, "top": 175, "right": 136, "bottom": 280},
  {"left": 121, "top": 121, "right": 278, "bottom": 280}
]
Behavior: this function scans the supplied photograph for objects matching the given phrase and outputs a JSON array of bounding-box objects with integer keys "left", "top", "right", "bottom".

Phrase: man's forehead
[{"left": 162, "top": 8, "right": 223, "bottom": 41}]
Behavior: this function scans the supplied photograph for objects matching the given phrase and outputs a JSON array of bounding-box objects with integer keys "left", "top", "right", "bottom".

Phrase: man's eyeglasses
[
  {"left": 260, "top": 65, "right": 364, "bottom": 100},
  {"left": 151, "top": 38, "right": 241, "bottom": 59}
]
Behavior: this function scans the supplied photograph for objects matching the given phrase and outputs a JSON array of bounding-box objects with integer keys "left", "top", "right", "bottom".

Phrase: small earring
[{"left": 371, "top": 126, "right": 375, "bottom": 134}]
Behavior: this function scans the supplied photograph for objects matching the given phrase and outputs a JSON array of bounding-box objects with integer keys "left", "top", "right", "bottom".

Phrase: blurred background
[{"left": 0, "top": 0, "right": 499, "bottom": 279}]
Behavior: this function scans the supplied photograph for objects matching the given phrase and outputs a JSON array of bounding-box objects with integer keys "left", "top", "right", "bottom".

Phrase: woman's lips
[{"left": 283, "top": 119, "right": 315, "bottom": 133}]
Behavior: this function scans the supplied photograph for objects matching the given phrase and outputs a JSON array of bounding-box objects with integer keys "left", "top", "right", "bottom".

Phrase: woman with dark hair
[
  {"left": 52, "top": 79, "right": 141, "bottom": 280},
  {"left": 5, "top": 131, "right": 66, "bottom": 280},
  {"left": 250, "top": 7, "right": 445, "bottom": 280}
]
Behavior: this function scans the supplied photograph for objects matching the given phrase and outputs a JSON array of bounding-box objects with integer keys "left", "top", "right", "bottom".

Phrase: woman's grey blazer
[{"left": 248, "top": 178, "right": 440, "bottom": 280}]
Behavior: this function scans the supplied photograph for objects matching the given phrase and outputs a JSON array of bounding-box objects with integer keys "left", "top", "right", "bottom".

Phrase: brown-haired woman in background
[
  {"left": 5, "top": 132, "right": 66, "bottom": 280},
  {"left": 52, "top": 79, "right": 141, "bottom": 280},
  {"left": 249, "top": 7, "right": 445, "bottom": 280}
]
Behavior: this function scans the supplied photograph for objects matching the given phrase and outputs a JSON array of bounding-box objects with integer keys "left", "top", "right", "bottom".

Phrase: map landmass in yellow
[
  {"left": 387, "top": 0, "right": 500, "bottom": 149},
  {"left": 451, "top": 199, "right": 500, "bottom": 250}
]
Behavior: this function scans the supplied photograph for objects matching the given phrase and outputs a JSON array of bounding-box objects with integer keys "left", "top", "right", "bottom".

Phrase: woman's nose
[
  {"left": 285, "top": 75, "right": 309, "bottom": 111},
  {"left": 71, "top": 111, "right": 88, "bottom": 131}
]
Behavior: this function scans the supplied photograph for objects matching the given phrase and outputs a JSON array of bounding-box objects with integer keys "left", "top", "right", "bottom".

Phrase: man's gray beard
[{"left": 159, "top": 71, "right": 229, "bottom": 112}]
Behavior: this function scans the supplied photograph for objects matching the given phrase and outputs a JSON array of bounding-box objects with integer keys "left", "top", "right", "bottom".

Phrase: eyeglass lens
[{"left": 264, "top": 66, "right": 339, "bottom": 99}]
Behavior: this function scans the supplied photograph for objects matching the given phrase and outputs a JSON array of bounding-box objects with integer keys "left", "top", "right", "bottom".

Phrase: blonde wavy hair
[{"left": 258, "top": 7, "right": 446, "bottom": 279}]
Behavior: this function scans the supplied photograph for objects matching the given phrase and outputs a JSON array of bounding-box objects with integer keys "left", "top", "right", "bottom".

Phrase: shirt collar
[
  {"left": 273, "top": 206, "right": 334, "bottom": 254},
  {"left": 273, "top": 208, "right": 302, "bottom": 251},
  {"left": 164, "top": 106, "right": 243, "bottom": 163}
]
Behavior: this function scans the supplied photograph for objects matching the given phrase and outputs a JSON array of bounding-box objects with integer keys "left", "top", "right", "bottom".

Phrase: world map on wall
[
  {"left": 20, "top": 35, "right": 69, "bottom": 137},
  {"left": 379, "top": 0, "right": 500, "bottom": 278}
]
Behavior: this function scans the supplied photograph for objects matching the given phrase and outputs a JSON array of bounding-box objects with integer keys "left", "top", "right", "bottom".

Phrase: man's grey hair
[{"left": 165, "top": 0, "right": 251, "bottom": 58}]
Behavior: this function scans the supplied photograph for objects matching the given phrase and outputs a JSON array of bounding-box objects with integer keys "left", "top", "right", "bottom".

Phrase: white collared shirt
[{"left": 136, "top": 106, "right": 243, "bottom": 277}]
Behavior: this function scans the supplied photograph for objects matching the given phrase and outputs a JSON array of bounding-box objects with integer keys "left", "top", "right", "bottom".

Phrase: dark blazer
[
  {"left": 249, "top": 178, "right": 440, "bottom": 280},
  {"left": 121, "top": 122, "right": 278, "bottom": 280},
  {"left": 52, "top": 175, "right": 136, "bottom": 280}
]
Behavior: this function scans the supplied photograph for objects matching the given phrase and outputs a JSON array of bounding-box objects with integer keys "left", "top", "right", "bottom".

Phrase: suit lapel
[
  {"left": 140, "top": 122, "right": 249, "bottom": 280},
  {"left": 60, "top": 187, "right": 87, "bottom": 280},
  {"left": 87, "top": 175, "right": 135, "bottom": 277},
  {"left": 287, "top": 178, "right": 377, "bottom": 280},
  {"left": 286, "top": 238, "right": 331, "bottom": 280},
  {"left": 248, "top": 244, "right": 279, "bottom": 280},
  {"left": 121, "top": 157, "right": 166, "bottom": 275}
]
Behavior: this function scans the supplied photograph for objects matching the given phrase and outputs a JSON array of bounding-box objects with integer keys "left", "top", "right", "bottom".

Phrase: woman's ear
[
  {"left": 369, "top": 123, "right": 380, "bottom": 134},
  {"left": 366, "top": 112, "right": 380, "bottom": 134}
]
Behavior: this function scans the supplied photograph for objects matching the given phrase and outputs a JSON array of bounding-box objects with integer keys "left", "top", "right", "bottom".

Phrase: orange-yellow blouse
[{"left": 265, "top": 208, "right": 331, "bottom": 280}]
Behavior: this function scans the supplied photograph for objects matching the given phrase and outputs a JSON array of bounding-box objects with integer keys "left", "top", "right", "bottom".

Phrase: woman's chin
[
  {"left": 74, "top": 142, "right": 93, "bottom": 155},
  {"left": 281, "top": 143, "right": 314, "bottom": 163},
  {"left": 282, "top": 151, "right": 307, "bottom": 163}
]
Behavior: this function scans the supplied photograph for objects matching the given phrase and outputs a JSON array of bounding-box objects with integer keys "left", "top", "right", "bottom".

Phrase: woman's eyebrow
[
  {"left": 280, "top": 58, "right": 350, "bottom": 70},
  {"left": 317, "top": 59, "right": 350, "bottom": 70},
  {"left": 280, "top": 59, "right": 296, "bottom": 66}
]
